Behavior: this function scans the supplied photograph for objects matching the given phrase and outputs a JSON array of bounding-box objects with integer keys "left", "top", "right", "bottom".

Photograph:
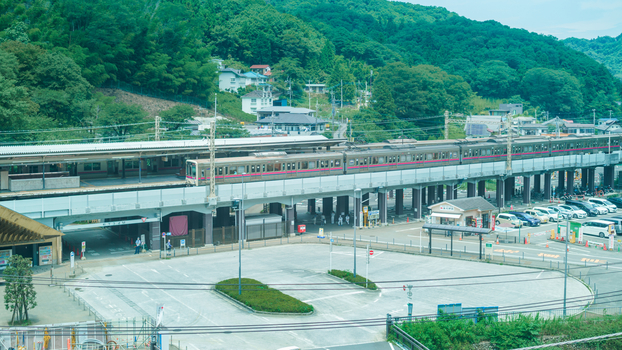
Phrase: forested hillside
[
  {"left": 0, "top": 0, "right": 620, "bottom": 143},
  {"left": 564, "top": 35, "right": 622, "bottom": 80}
]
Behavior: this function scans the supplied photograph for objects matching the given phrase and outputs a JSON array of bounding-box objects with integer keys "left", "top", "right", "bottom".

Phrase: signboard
[
  {"left": 569, "top": 221, "right": 581, "bottom": 242},
  {"left": 363, "top": 206, "right": 369, "bottom": 214},
  {"left": 491, "top": 215, "right": 495, "bottom": 231},
  {"left": 368, "top": 210, "right": 380, "bottom": 220},
  {"left": 70, "top": 251, "right": 75, "bottom": 269},
  {"left": 180, "top": 239, "right": 186, "bottom": 248},
  {"left": 39, "top": 246, "right": 52, "bottom": 266},
  {"left": 476, "top": 218, "right": 482, "bottom": 228},
  {"left": 81, "top": 241, "right": 86, "bottom": 253},
  {"left": 369, "top": 250, "right": 374, "bottom": 256},
  {"left": 439, "top": 205, "right": 454, "bottom": 211},
  {"left": 298, "top": 225, "right": 306, "bottom": 233},
  {"left": 0, "top": 249, "right": 12, "bottom": 270},
  {"left": 317, "top": 228, "right": 325, "bottom": 239}
]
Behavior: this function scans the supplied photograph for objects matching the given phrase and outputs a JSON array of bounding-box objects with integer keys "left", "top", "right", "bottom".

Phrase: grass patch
[
  {"left": 399, "top": 313, "right": 622, "bottom": 350},
  {"left": 215, "top": 278, "right": 313, "bottom": 313},
  {"left": 328, "top": 269, "right": 377, "bottom": 290}
]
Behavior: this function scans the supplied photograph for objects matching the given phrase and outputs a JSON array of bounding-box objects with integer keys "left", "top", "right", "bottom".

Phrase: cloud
[{"left": 580, "top": 1, "right": 622, "bottom": 11}]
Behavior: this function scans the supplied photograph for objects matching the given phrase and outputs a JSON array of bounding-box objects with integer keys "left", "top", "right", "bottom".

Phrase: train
[{"left": 185, "top": 134, "right": 621, "bottom": 186}]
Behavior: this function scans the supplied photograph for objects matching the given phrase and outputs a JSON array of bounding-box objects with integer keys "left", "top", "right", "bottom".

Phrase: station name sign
[{"left": 439, "top": 205, "right": 455, "bottom": 211}]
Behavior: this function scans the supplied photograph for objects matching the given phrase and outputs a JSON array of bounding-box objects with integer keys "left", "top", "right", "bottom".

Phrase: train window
[
  {"left": 275, "top": 163, "right": 282, "bottom": 171},
  {"left": 309, "top": 161, "right": 316, "bottom": 169},
  {"left": 287, "top": 163, "right": 291, "bottom": 171},
  {"left": 301, "top": 162, "right": 308, "bottom": 169},
  {"left": 218, "top": 167, "right": 223, "bottom": 175},
  {"left": 262, "top": 165, "right": 266, "bottom": 172},
  {"left": 267, "top": 164, "right": 273, "bottom": 172},
  {"left": 433, "top": 153, "right": 439, "bottom": 160},
  {"left": 330, "top": 160, "right": 334, "bottom": 167},
  {"left": 250, "top": 165, "right": 254, "bottom": 173},
  {"left": 224, "top": 167, "right": 228, "bottom": 175},
  {"left": 297, "top": 162, "right": 300, "bottom": 169},
  {"left": 201, "top": 170, "right": 204, "bottom": 178},
  {"left": 441, "top": 152, "right": 445, "bottom": 159},
  {"left": 425, "top": 154, "right": 432, "bottom": 161},
  {"left": 364, "top": 158, "right": 368, "bottom": 165},
  {"left": 378, "top": 157, "right": 384, "bottom": 163},
  {"left": 407, "top": 155, "right": 412, "bottom": 161},
  {"left": 335, "top": 160, "right": 340, "bottom": 166},
  {"left": 352, "top": 159, "right": 356, "bottom": 166}
]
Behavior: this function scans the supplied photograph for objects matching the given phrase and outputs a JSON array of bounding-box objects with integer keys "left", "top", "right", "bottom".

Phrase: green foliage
[
  {"left": 328, "top": 269, "right": 377, "bottom": 290},
  {"left": 216, "top": 92, "right": 256, "bottom": 123},
  {"left": 521, "top": 68, "right": 584, "bottom": 114},
  {"left": 3, "top": 255, "right": 37, "bottom": 325},
  {"left": 215, "top": 278, "right": 313, "bottom": 313},
  {"left": 95, "top": 102, "right": 149, "bottom": 138},
  {"left": 160, "top": 105, "right": 195, "bottom": 131},
  {"left": 203, "top": 119, "right": 250, "bottom": 139},
  {"left": 565, "top": 35, "right": 622, "bottom": 80}
]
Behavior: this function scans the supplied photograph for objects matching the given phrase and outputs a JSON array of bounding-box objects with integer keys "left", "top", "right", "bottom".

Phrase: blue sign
[{"left": 330, "top": 239, "right": 334, "bottom": 242}]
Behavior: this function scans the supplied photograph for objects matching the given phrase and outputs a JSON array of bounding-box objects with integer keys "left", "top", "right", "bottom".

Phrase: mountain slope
[{"left": 564, "top": 35, "right": 622, "bottom": 80}]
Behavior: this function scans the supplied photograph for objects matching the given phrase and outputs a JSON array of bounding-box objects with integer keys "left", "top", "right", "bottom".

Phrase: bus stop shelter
[{"left": 423, "top": 223, "right": 491, "bottom": 259}]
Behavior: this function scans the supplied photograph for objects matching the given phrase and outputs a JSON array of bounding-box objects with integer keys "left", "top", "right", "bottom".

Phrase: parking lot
[{"left": 72, "top": 244, "right": 590, "bottom": 350}]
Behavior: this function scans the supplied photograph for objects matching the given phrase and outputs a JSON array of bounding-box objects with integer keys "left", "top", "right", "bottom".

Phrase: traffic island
[
  {"left": 215, "top": 278, "right": 314, "bottom": 314},
  {"left": 328, "top": 269, "right": 378, "bottom": 290}
]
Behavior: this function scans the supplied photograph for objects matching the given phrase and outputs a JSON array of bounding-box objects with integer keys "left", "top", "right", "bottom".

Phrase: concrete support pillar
[
  {"left": 496, "top": 179, "right": 505, "bottom": 208},
  {"left": 355, "top": 194, "right": 362, "bottom": 226},
  {"left": 544, "top": 173, "right": 552, "bottom": 200},
  {"left": 581, "top": 169, "right": 588, "bottom": 189},
  {"left": 523, "top": 176, "right": 531, "bottom": 204},
  {"left": 534, "top": 175, "right": 541, "bottom": 194},
  {"left": 395, "top": 189, "right": 404, "bottom": 215},
  {"left": 285, "top": 205, "right": 295, "bottom": 236},
  {"left": 322, "top": 197, "right": 333, "bottom": 218},
  {"left": 427, "top": 186, "right": 436, "bottom": 205},
  {"left": 605, "top": 166, "right": 615, "bottom": 187},
  {"left": 340, "top": 196, "right": 349, "bottom": 215},
  {"left": 362, "top": 193, "right": 370, "bottom": 209},
  {"left": 505, "top": 177, "right": 514, "bottom": 200},
  {"left": 203, "top": 213, "right": 213, "bottom": 245},
  {"left": 149, "top": 221, "right": 161, "bottom": 251},
  {"left": 454, "top": 186, "right": 458, "bottom": 199},
  {"left": 308, "top": 199, "right": 316, "bottom": 214},
  {"left": 558, "top": 170, "right": 565, "bottom": 193},
  {"left": 467, "top": 183, "right": 476, "bottom": 197},
  {"left": 437, "top": 185, "right": 444, "bottom": 202},
  {"left": 588, "top": 168, "right": 596, "bottom": 193},
  {"left": 567, "top": 170, "right": 575, "bottom": 195},
  {"left": 446, "top": 184, "right": 454, "bottom": 200},
  {"left": 216, "top": 207, "right": 230, "bottom": 227},
  {"left": 412, "top": 188, "right": 421, "bottom": 219},
  {"left": 378, "top": 190, "right": 387, "bottom": 225},
  {"left": 122, "top": 159, "right": 126, "bottom": 179},
  {"left": 478, "top": 181, "right": 486, "bottom": 197},
  {"left": 421, "top": 187, "right": 427, "bottom": 205}
]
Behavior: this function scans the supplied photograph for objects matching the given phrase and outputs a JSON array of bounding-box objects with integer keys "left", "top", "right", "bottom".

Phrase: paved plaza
[{"left": 71, "top": 244, "right": 591, "bottom": 350}]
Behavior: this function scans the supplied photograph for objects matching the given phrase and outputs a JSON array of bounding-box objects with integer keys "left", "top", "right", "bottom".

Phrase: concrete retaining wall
[{"left": 9, "top": 176, "right": 80, "bottom": 191}]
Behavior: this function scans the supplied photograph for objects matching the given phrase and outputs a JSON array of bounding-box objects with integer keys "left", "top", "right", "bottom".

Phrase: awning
[
  {"left": 423, "top": 223, "right": 491, "bottom": 235},
  {"left": 431, "top": 212, "right": 462, "bottom": 219}
]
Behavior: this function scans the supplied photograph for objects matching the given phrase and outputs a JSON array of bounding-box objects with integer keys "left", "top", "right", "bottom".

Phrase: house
[
  {"left": 241, "top": 84, "right": 281, "bottom": 115},
  {"left": 218, "top": 68, "right": 247, "bottom": 92},
  {"left": 305, "top": 84, "right": 327, "bottom": 94},
  {"left": 250, "top": 65, "right": 272, "bottom": 79},
  {"left": 210, "top": 58, "right": 224, "bottom": 69},
  {"left": 256, "top": 106, "right": 316, "bottom": 121},
  {"left": 596, "top": 118, "right": 621, "bottom": 134},
  {"left": 428, "top": 197, "right": 496, "bottom": 228},
  {"left": 255, "top": 114, "right": 326, "bottom": 134},
  {"left": 488, "top": 103, "right": 523, "bottom": 116},
  {"left": 464, "top": 115, "right": 505, "bottom": 138},
  {"left": 519, "top": 124, "right": 549, "bottom": 136},
  {"left": 243, "top": 71, "right": 268, "bottom": 86},
  {"left": 563, "top": 121, "right": 594, "bottom": 136}
]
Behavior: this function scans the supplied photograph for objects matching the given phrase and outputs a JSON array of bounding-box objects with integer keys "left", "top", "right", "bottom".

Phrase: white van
[
  {"left": 581, "top": 220, "right": 615, "bottom": 238},
  {"left": 587, "top": 198, "right": 618, "bottom": 213}
]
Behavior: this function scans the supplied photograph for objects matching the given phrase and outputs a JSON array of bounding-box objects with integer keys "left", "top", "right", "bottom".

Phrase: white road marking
[
  {"left": 303, "top": 291, "right": 364, "bottom": 303},
  {"left": 397, "top": 228, "right": 420, "bottom": 232},
  {"left": 150, "top": 269, "right": 160, "bottom": 274},
  {"left": 536, "top": 271, "right": 543, "bottom": 279},
  {"left": 390, "top": 343, "right": 395, "bottom": 350}
]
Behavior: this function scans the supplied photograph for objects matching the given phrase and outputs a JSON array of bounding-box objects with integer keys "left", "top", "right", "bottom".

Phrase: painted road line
[
  {"left": 538, "top": 253, "right": 560, "bottom": 258},
  {"left": 303, "top": 291, "right": 365, "bottom": 303},
  {"left": 398, "top": 228, "right": 421, "bottom": 232}
]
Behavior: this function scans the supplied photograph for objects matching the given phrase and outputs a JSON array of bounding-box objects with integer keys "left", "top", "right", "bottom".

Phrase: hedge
[
  {"left": 328, "top": 269, "right": 378, "bottom": 290},
  {"left": 215, "top": 278, "right": 313, "bottom": 313}
]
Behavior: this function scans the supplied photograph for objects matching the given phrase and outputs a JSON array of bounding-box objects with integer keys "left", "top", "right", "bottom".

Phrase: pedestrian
[
  {"left": 166, "top": 240, "right": 172, "bottom": 257},
  {"left": 331, "top": 212, "right": 335, "bottom": 225},
  {"left": 338, "top": 215, "right": 343, "bottom": 226},
  {"left": 135, "top": 237, "right": 141, "bottom": 254},
  {"left": 346, "top": 215, "right": 350, "bottom": 225},
  {"left": 322, "top": 214, "right": 326, "bottom": 226},
  {"left": 313, "top": 215, "right": 317, "bottom": 226}
]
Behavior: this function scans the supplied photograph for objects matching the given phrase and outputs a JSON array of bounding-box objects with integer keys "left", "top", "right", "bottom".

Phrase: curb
[
  {"left": 211, "top": 287, "right": 315, "bottom": 316},
  {"left": 325, "top": 272, "right": 379, "bottom": 292}
]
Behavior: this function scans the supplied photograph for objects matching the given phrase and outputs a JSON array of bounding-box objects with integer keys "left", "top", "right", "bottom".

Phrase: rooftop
[
  {"left": 430, "top": 197, "right": 497, "bottom": 212},
  {"left": 256, "top": 113, "right": 326, "bottom": 125},
  {"left": 257, "top": 106, "right": 315, "bottom": 114},
  {"left": 250, "top": 65, "right": 270, "bottom": 69},
  {"left": 243, "top": 72, "right": 268, "bottom": 79}
]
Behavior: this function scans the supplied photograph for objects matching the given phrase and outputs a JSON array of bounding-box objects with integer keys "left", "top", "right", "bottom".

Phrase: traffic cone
[
  {"left": 546, "top": 243, "right": 549, "bottom": 248},
  {"left": 604, "top": 244, "right": 607, "bottom": 251},
  {"left": 459, "top": 234, "right": 462, "bottom": 241},
  {"left": 407, "top": 217, "right": 409, "bottom": 223},
  {"left": 585, "top": 241, "right": 589, "bottom": 247},
  {"left": 510, "top": 204, "right": 513, "bottom": 210},
  {"left": 496, "top": 236, "right": 499, "bottom": 244}
]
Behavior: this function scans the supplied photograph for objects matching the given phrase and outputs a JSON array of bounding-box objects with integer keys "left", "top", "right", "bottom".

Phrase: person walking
[
  {"left": 135, "top": 237, "right": 141, "bottom": 254},
  {"left": 166, "top": 240, "right": 172, "bottom": 257}
]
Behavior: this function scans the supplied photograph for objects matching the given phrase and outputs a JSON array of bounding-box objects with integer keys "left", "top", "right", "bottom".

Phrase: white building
[
  {"left": 241, "top": 84, "right": 280, "bottom": 115},
  {"left": 256, "top": 106, "right": 316, "bottom": 121},
  {"left": 218, "top": 68, "right": 247, "bottom": 92}
]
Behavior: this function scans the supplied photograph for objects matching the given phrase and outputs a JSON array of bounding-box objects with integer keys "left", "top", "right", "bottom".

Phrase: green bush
[
  {"left": 328, "top": 269, "right": 377, "bottom": 290},
  {"left": 215, "top": 278, "right": 313, "bottom": 313}
]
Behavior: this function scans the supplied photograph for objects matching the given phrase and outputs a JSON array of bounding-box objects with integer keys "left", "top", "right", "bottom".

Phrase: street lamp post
[
  {"left": 238, "top": 173, "right": 246, "bottom": 295},
  {"left": 354, "top": 188, "right": 361, "bottom": 277},
  {"left": 563, "top": 215, "right": 569, "bottom": 317}
]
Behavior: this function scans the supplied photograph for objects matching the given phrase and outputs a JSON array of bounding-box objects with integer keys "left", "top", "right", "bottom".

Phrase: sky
[{"left": 400, "top": 0, "right": 622, "bottom": 40}]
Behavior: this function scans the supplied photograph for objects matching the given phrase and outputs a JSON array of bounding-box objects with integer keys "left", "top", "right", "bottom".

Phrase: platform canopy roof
[
  {"left": 423, "top": 223, "right": 491, "bottom": 235},
  {"left": 0, "top": 205, "right": 63, "bottom": 246}
]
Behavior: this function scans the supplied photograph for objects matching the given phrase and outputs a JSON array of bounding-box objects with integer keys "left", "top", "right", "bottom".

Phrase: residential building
[
  {"left": 596, "top": 118, "right": 621, "bottom": 134},
  {"left": 305, "top": 84, "right": 327, "bottom": 94},
  {"left": 488, "top": 103, "right": 523, "bottom": 116},
  {"left": 255, "top": 114, "right": 326, "bottom": 134},
  {"left": 218, "top": 68, "right": 247, "bottom": 92},
  {"left": 563, "top": 121, "right": 594, "bottom": 135},
  {"left": 250, "top": 65, "right": 272, "bottom": 80},
  {"left": 519, "top": 124, "right": 549, "bottom": 136},
  {"left": 243, "top": 71, "right": 268, "bottom": 86},
  {"left": 464, "top": 115, "right": 504, "bottom": 138},
  {"left": 256, "top": 106, "right": 315, "bottom": 121},
  {"left": 241, "top": 84, "right": 281, "bottom": 115}
]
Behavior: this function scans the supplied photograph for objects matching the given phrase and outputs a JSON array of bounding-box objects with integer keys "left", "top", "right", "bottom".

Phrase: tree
[
  {"left": 3, "top": 255, "right": 37, "bottom": 325},
  {"left": 521, "top": 68, "right": 584, "bottom": 114},
  {"left": 160, "top": 104, "right": 195, "bottom": 131},
  {"left": 472, "top": 60, "right": 519, "bottom": 98},
  {"left": 372, "top": 79, "right": 396, "bottom": 117},
  {"left": 203, "top": 119, "right": 249, "bottom": 138},
  {"left": 96, "top": 102, "right": 149, "bottom": 139}
]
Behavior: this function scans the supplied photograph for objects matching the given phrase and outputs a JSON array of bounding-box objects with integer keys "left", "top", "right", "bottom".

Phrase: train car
[
  {"left": 186, "top": 152, "right": 344, "bottom": 185},
  {"left": 343, "top": 144, "right": 460, "bottom": 174}
]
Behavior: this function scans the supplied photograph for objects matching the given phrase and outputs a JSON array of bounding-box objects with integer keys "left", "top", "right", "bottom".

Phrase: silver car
[{"left": 557, "top": 205, "right": 587, "bottom": 219}]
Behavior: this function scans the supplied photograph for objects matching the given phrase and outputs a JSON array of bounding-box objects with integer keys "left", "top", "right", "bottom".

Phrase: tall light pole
[
  {"left": 563, "top": 215, "right": 569, "bottom": 317},
  {"left": 354, "top": 188, "right": 361, "bottom": 277},
  {"left": 238, "top": 173, "right": 246, "bottom": 295}
]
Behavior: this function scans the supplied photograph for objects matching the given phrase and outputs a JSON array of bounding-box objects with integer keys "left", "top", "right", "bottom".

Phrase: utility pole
[
  {"left": 340, "top": 80, "right": 343, "bottom": 109},
  {"left": 593, "top": 109, "right": 596, "bottom": 126},
  {"left": 155, "top": 116, "right": 161, "bottom": 141},
  {"left": 609, "top": 110, "right": 613, "bottom": 118},
  {"left": 563, "top": 216, "right": 569, "bottom": 317},
  {"left": 556, "top": 117, "right": 560, "bottom": 138},
  {"left": 288, "top": 77, "right": 292, "bottom": 104},
  {"left": 271, "top": 111, "right": 275, "bottom": 137},
  {"left": 349, "top": 120, "right": 352, "bottom": 142},
  {"left": 208, "top": 94, "right": 217, "bottom": 201},
  {"left": 506, "top": 112, "right": 513, "bottom": 173},
  {"left": 444, "top": 110, "right": 449, "bottom": 140}
]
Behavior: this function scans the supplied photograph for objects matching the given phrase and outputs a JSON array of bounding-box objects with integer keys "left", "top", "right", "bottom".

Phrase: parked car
[
  {"left": 591, "top": 202, "right": 611, "bottom": 215},
  {"left": 587, "top": 198, "right": 618, "bottom": 213},
  {"left": 599, "top": 218, "right": 622, "bottom": 235},
  {"left": 509, "top": 211, "right": 541, "bottom": 227},
  {"left": 565, "top": 200, "right": 599, "bottom": 217},
  {"left": 557, "top": 205, "right": 587, "bottom": 219},
  {"left": 606, "top": 197, "right": 622, "bottom": 208},
  {"left": 534, "top": 207, "right": 559, "bottom": 222},
  {"left": 524, "top": 209, "right": 550, "bottom": 223},
  {"left": 547, "top": 206, "right": 572, "bottom": 220},
  {"left": 581, "top": 220, "right": 616, "bottom": 238},
  {"left": 495, "top": 213, "right": 523, "bottom": 228}
]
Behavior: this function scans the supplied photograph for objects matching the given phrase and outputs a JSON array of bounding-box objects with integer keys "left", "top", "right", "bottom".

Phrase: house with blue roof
[{"left": 218, "top": 69, "right": 268, "bottom": 92}]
